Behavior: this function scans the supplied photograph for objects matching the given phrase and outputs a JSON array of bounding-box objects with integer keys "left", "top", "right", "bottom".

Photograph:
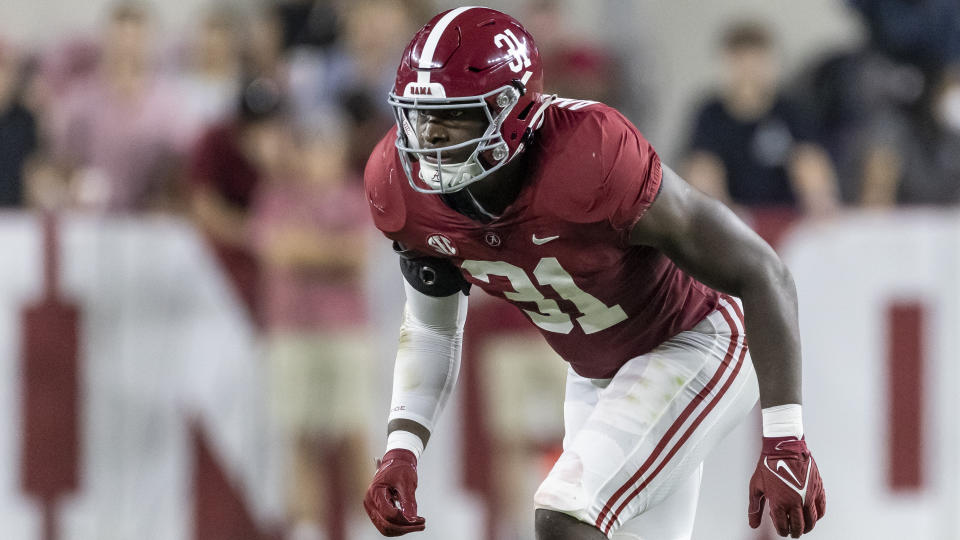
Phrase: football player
[{"left": 362, "top": 7, "right": 825, "bottom": 539}]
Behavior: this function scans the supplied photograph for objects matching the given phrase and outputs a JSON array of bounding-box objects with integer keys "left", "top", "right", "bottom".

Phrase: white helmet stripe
[{"left": 417, "top": 6, "right": 478, "bottom": 84}]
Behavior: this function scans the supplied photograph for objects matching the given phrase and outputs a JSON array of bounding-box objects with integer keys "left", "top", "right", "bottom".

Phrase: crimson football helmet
[{"left": 389, "top": 7, "right": 548, "bottom": 194}]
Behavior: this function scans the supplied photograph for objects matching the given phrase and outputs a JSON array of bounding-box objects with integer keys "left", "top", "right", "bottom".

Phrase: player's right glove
[
  {"left": 363, "top": 449, "right": 426, "bottom": 536},
  {"left": 748, "top": 436, "right": 826, "bottom": 538}
]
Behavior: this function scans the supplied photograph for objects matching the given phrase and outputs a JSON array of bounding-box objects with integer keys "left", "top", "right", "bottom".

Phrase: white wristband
[
  {"left": 761, "top": 404, "right": 804, "bottom": 439},
  {"left": 386, "top": 430, "right": 425, "bottom": 461}
]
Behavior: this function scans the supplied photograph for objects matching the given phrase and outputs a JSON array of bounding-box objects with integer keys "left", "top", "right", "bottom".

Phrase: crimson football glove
[
  {"left": 748, "top": 436, "right": 826, "bottom": 538},
  {"left": 364, "top": 449, "right": 426, "bottom": 536}
]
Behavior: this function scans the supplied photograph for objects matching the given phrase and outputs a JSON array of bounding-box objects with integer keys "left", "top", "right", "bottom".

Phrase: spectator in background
[
  {"left": 848, "top": 0, "right": 960, "bottom": 76},
  {"left": 49, "top": 1, "right": 190, "bottom": 212},
  {"left": 684, "top": 21, "right": 839, "bottom": 216},
  {"left": 549, "top": 46, "right": 620, "bottom": 106},
  {"left": 0, "top": 40, "right": 37, "bottom": 207},
  {"left": 809, "top": 1, "right": 960, "bottom": 207},
  {"left": 859, "top": 65, "right": 960, "bottom": 206},
  {"left": 908, "top": 66, "right": 960, "bottom": 203},
  {"left": 246, "top": 4, "right": 288, "bottom": 84},
  {"left": 237, "top": 2, "right": 340, "bottom": 146},
  {"left": 523, "top": 0, "right": 623, "bottom": 108},
  {"left": 274, "top": 0, "right": 341, "bottom": 50},
  {"left": 800, "top": 48, "right": 925, "bottom": 204},
  {"left": 176, "top": 5, "right": 244, "bottom": 145},
  {"left": 337, "top": 0, "right": 425, "bottom": 173},
  {"left": 35, "top": 38, "right": 100, "bottom": 102},
  {"left": 241, "top": 3, "right": 320, "bottom": 128},
  {"left": 265, "top": 0, "right": 427, "bottom": 175},
  {"left": 187, "top": 78, "right": 288, "bottom": 325},
  {"left": 250, "top": 116, "right": 370, "bottom": 540}
]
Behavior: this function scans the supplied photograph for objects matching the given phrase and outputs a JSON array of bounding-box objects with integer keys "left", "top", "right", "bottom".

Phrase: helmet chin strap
[{"left": 462, "top": 187, "right": 499, "bottom": 221}]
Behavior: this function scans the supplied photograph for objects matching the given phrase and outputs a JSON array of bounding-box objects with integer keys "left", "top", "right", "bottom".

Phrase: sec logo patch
[{"left": 427, "top": 234, "right": 457, "bottom": 256}]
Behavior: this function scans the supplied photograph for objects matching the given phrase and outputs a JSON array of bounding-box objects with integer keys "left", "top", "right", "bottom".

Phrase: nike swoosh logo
[
  {"left": 765, "top": 457, "right": 812, "bottom": 504},
  {"left": 532, "top": 234, "right": 559, "bottom": 245},
  {"left": 776, "top": 460, "right": 802, "bottom": 486}
]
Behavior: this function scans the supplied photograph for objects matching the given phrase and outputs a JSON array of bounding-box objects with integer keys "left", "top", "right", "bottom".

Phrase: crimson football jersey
[{"left": 365, "top": 99, "right": 720, "bottom": 378}]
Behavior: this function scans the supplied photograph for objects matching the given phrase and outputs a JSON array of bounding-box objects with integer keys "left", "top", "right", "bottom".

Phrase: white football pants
[{"left": 534, "top": 296, "right": 759, "bottom": 538}]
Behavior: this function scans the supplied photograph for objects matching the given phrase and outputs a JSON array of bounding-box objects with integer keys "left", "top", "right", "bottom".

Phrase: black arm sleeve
[{"left": 394, "top": 241, "right": 471, "bottom": 297}]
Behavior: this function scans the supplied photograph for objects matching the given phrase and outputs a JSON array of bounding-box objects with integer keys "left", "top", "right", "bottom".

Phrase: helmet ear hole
[{"left": 516, "top": 101, "right": 535, "bottom": 121}]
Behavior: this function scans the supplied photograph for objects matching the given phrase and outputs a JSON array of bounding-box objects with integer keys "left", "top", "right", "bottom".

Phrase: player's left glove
[{"left": 748, "top": 436, "right": 826, "bottom": 538}]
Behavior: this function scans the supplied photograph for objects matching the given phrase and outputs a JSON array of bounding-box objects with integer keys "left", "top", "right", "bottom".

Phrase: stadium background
[{"left": 0, "top": 0, "right": 955, "bottom": 539}]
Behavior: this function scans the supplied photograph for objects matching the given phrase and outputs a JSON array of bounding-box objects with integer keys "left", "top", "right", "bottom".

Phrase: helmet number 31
[
  {"left": 461, "top": 258, "right": 627, "bottom": 335},
  {"left": 494, "top": 29, "right": 531, "bottom": 73}
]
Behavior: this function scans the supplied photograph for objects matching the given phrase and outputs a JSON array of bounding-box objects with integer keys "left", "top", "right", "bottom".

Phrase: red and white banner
[
  {"left": 695, "top": 210, "right": 959, "bottom": 540},
  {"left": 0, "top": 213, "right": 284, "bottom": 540}
]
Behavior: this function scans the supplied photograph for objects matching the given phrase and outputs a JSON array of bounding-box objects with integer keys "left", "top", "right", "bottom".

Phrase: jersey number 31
[{"left": 461, "top": 258, "right": 627, "bottom": 335}]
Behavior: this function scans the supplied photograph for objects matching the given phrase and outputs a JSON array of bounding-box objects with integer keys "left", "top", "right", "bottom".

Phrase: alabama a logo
[
  {"left": 483, "top": 231, "right": 502, "bottom": 247},
  {"left": 427, "top": 234, "right": 457, "bottom": 256}
]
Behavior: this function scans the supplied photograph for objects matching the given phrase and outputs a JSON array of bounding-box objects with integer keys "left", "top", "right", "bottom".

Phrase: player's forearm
[
  {"left": 384, "top": 282, "right": 467, "bottom": 457},
  {"left": 738, "top": 258, "right": 802, "bottom": 408},
  {"left": 639, "top": 169, "right": 805, "bottom": 408},
  {"left": 388, "top": 305, "right": 463, "bottom": 435}
]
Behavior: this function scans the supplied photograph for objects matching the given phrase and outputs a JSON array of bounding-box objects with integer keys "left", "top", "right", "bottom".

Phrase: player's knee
[
  {"left": 535, "top": 509, "right": 606, "bottom": 540},
  {"left": 534, "top": 509, "right": 567, "bottom": 540},
  {"left": 534, "top": 451, "right": 589, "bottom": 513}
]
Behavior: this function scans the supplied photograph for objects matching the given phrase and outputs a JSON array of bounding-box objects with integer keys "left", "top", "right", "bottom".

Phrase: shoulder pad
[
  {"left": 365, "top": 128, "right": 407, "bottom": 233},
  {"left": 534, "top": 103, "right": 657, "bottom": 227},
  {"left": 531, "top": 105, "right": 609, "bottom": 222}
]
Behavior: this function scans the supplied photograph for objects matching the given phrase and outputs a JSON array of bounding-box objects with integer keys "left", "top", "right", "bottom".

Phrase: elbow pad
[
  {"left": 395, "top": 241, "right": 471, "bottom": 297},
  {"left": 388, "top": 281, "right": 468, "bottom": 433}
]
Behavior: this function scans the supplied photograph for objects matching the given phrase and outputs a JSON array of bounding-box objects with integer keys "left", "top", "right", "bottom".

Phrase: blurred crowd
[
  {"left": 0, "top": 0, "right": 958, "bottom": 539},
  {"left": 682, "top": 0, "right": 960, "bottom": 212},
  {"left": 0, "top": 0, "right": 956, "bottom": 227}
]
